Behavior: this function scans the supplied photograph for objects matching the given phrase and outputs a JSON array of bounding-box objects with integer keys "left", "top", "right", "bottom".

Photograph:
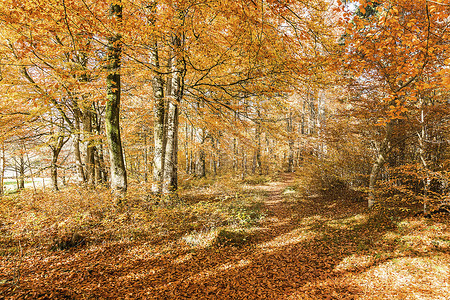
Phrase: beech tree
[
  {"left": 105, "top": 0, "right": 127, "bottom": 194},
  {"left": 344, "top": 0, "right": 449, "bottom": 208}
]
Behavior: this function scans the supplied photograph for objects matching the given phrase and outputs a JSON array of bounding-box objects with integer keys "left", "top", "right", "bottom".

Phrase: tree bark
[
  {"left": 211, "top": 136, "right": 218, "bottom": 176},
  {"left": 162, "top": 102, "right": 179, "bottom": 193},
  {"left": 98, "top": 143, "right": 108, "bottom": 184},
  {"left": 151, "top": 43, "right": 166, "bottom": 194},
  {"left": 368, "top": 121, "right": 392, "bottom": 208},
  {"left": 162, "top": 34, "right": 183, "bottom": 194},
  {"left": 241, "top": 147, "right": 247, "bottom": 180},
  {"left": 83, "top": 109, "right": 95, "bottom": 186},
  {"left": 50, "top": 135, "right": 66, "bottom": 191},
  {"left": 196, "top": 126, "right": 206, "bottom": 178},
  {"left": 93, "top": 108, "right": 107, "bottom": 184},
  {"left": 197, "top": 149, "right": 206, "bottom": 178},
  {"left": 287, "top": 111, "right": 294, "bottom": 173},
  {"left": 0, "top": 144, "right": 5, "bottom": 196},
  {"left": 24, "top": 149, "right": 36, "bottom": 193},
  {"left": 308, "top": 91, "right": 316, "bottom": 135},
  {"left": 105, "top": 1, "right": 127, "bottom": 194},
  {"left": 171, "top": 104, "right": 179, "bottom": 189},
  {"left": 73, "top": 107, "right": 86, "bottom": 183},
  {"left": 50, "top": 155, "right": 58, "bottom": 191},
  {"left": 418, "top": 100, "right": 429, "bottom": 215},
  {"left": 233, "top": 137, "right": 238, "bottom": 173},
  {"left": 143, "top": 133, "right": 149, "bottom": 182},
  {"left": 185, "top": 121, "right": 191, "bottom": 174},
  {"left": 18, "top": 154, "right": 25, "bottom": 190}
]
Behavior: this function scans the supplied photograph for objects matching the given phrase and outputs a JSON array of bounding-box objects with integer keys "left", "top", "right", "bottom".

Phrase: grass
[
  {"left": 241, "top": 174, "right": 274, "bottom": 185},
  {"left": 0, "top": 177, "right": 266, "bottom": 255},
  {"left": 3, "top": 181, "right": 18, "bottom": 186},
  {"left": 3, "top": 180, "right": 37, "bottom": 186}
]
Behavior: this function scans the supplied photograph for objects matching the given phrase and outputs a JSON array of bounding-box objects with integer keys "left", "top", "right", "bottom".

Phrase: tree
[
  {"left": 105, "top": 0, "right": 127, "bottom": 194},
  {"left": 343, "top": 0, "right": 449, "bottom": 207}
]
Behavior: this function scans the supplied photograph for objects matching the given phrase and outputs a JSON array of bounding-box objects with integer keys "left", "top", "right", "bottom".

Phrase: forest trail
[{"left": 3, "top": 174, "right": 450, "bottom": 299}]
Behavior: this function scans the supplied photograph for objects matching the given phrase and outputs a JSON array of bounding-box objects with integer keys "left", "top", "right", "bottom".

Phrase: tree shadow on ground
[{"left": 2, "top": 176, "right": 449, "bottom": 299}]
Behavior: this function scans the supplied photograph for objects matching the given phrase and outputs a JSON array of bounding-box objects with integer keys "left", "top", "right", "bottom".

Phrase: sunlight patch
[
  {"left": 218, "top": 259, "right": 251, "bottom": 271},
  {"left": 119, "top": 268, "right": 161, "bottom": 282},
  {"left": 181, "top": 229, "right": 217, "bottom": 248},
  {"left": 264, "top": 216, "right": 290, "bottom": 226},
  {"left": 326, "top": 214, "right": 367, "bottom": 230},
  {"left": 299, "top": 215, "right": 327, "bottom": 226},
  {"left": 327, "top": 219, "right": 350, "bottom": 230},
  {"left": 355, "top": 256, "right": 450, "bottom": 299},
  {"left": 257, "top": 228, "right": 316, "bottom": 252},
  {"left": 334, "top": 254, "right": 374, "bottom": 272},
  {"left": 127, "top": 243, "right": 165, "bottom": 260},
  {"left": 173, "top": 253, "right": 193, "bottom": 264},
  {"left": 173, "top": 259, "right": 253, "bottom": 288}
]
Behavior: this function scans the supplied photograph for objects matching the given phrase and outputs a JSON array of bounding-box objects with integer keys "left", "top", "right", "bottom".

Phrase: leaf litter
[{"left": 1, "top": 173, "right": 449, "bottom": 299}]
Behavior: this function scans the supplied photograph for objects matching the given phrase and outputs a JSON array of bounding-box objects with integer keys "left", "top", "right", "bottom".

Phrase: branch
[{"left": 20, "top": 67, "right": 75, "bottom": 131}]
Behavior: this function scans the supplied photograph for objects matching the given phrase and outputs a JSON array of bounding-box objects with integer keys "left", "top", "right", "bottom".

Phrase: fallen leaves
[{"left": 1, "top": 174, "right": 450, "bottom": 299}]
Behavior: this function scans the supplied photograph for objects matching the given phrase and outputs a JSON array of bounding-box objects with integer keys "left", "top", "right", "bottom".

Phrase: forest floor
[{"left": 1, "top": 173, "right": 450, "bottom": 299}]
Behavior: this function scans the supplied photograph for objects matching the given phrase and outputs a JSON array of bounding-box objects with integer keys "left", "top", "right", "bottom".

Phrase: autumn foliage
[{"left": 0, "top": 0, "right": 449, "bottom": 299}]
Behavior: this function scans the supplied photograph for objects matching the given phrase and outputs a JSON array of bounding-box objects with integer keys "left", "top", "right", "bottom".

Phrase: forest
[{"left": 0, "top": 0, "right": 449, "bottom": 298}]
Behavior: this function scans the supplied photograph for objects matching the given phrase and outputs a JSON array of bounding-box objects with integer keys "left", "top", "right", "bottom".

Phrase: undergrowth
[
  {"left": 1, "top": 173, "right": 450, "bottom": 299},
  {"left": 0, "top": 178, "right": 266, "bottom": 254}
]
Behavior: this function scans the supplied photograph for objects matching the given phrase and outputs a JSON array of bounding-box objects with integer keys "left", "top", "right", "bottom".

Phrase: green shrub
[
  {"left": 242, "top": 175, "right": 272, "bottom": 185},
  {"left": 215, "top": 229, "right": 250, "bottom": 247}
]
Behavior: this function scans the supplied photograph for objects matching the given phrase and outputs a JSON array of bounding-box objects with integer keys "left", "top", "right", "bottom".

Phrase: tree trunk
[
  {"left": 308, "top": 90, "right": 316, "bottom": 135},
  {"left": 162, "top": 101, "right": 179, "bottom": 193},
  {"left": 143, "top": 134, "right": 149, "bottom": 182},
  {"left": 0, "top": 144, "right": 5, "bottom": 196},
  {"left": 197, "top": 149, "right": 206, "bottom": 178},
  {"left": 162, "top": 34, "right": 183, "bottom": 195},
  {"left": 62, "top": 169, "right": 66, "bottom": 186},
  {"left": 241, "top": 148, "right": 247, "bottom": 180},
  {"left": 185, "top": 121, "right": 190, "bottom": 174},
  {"left": 301, "top": 98, "right": 306, "bottom": 135},
  {"left": 93, "top": 149, "right": 100, "bottom": 185},
  {"left": 98, "top": 143, "right": 108, "bottom": 184},
  {"left": 93, "top": 109, "right": 108, "bottom": 184},
  {"left": 213, "top": 153, "right": 217, "bottom": 176},
  {"left": 211, "top": 136, "right": 218, "bottom": 176},
  {"left": 233, "top": 138, "right": 238, "bottom": 173},
  {"left": 368, "top": 154, "right": 384, "bottom": 208},
  {"left": 50, "top": 136, "right": 66, "bottom": 191},
  {"left": 25, "top": 149, "right": 36, "bottom": 193},
  {"left": 51, "top": 154, "right": 58, "bottom": 191},
  {"left": 105, "top": 1, "right": 127, "bottom": 195},
  {"left": 151, "top": 42, "right": 166, "bottom": 194},
  {"left": 368, "top": 121, "right": 392, "bottom": 208},
  {"left": 287, "top": 111, "right": 294, "bottom": 173},
  {"left": 14, "top": 161, "right": 19, "bottom": 190},
  {"left": 18, "top": 154, "right": 25, "bottom": 190},
  {"left": 171, "top": 107, "right": 179, "bottom": 190},
  {"left": 196, "top": 126, "right": 206, "bottom": 178},
  {"left": 83, "top": 109, "right": 95, "bottom": 186},
  {"left": 256, "top": 122, "right": 262, "bottom": 175},
  {"left": 418, "top": 101, "right": 429, "bottom": 215},
  {"left": 73, "top": 108, "right": 86, "bottom": 183}
]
